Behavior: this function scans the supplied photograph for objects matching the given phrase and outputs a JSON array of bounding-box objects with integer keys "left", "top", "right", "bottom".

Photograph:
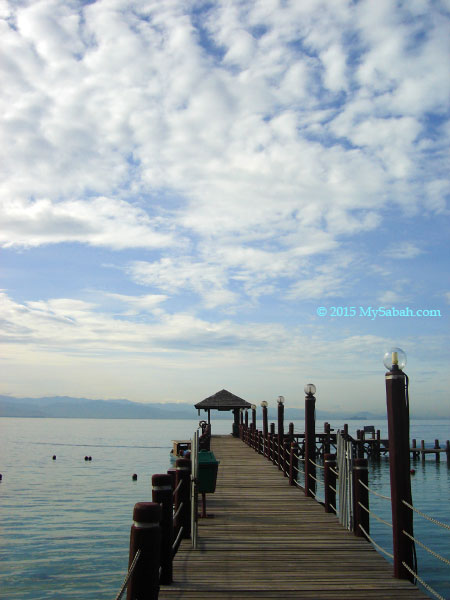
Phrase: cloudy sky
[{"left": 1, "top": 0, "right": 449, "bottom": 416}]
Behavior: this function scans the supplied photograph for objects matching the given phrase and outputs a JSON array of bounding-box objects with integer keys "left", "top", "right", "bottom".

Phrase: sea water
[{"left": 0, "top": 417, "right": 449, "bottom": 599}]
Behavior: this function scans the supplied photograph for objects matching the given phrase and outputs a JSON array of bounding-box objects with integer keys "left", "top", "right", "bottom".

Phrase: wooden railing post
[
  {"left": 277, "top": 397, "right": 285, "bottom": 470},
  {"left": 304, "top": 386, "right": 316, "bottom": 498},
  {"left": 352, "top": 458, "right": 369, "bottom": 538},
  {"left": 175, "top": 458, "right": 191, "bottom": 539},
  {"left": 283, "top": 440, "right": 290, "bottom": 476},
  {"left": 434, "top": 439, "right": 440, "bottom": 462},
  {"left": 289, "top": 442, "right": 299, "bottom": 486},
  {"left": 270, "top": 424, "right": 276, "bottom": 464},
  {"left": 324, "top": 453, "right": 337, "bottom": 514},
  {"left": 446, "top": 440, "right": 450, "bottom": 466},
  {"left": 127, "top": 502, "right": 161, "bottom": 600},
  {"left": 385, "top": 356, "right": 414, "bottom": 581},
  {"left": 152, "top": 473, "right": 173, "bottom": 584}
]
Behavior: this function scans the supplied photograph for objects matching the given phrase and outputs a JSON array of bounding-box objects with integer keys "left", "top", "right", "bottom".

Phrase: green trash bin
[{"left": 197, "top": 450, "right": 220, "bottom": 494}]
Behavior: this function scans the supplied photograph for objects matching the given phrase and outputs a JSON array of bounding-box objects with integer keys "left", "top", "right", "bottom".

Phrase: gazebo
[{"left": 195, "top": 389, "right": 252, "bottom": 437}]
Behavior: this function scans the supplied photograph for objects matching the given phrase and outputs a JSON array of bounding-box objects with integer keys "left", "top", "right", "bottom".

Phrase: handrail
[
  {"left": 114, "top": 549, "right": 141, "bottom": 600},
  {"left": 358, "top": 479, "right": 391, "bottom": 501},
  {"left": 402, "top": 500, "right": 450, "bottom": 530}
]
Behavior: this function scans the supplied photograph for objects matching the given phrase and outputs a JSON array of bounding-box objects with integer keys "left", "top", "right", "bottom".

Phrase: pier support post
[
  {"left": 446, "top": 440, "right": 450, "bottom": 466},
  {"left": 283, "top": 440, "right": 290, "bottom": 476},
  {"left": 385, "top": 351, "right": 414, "bottom": 581},
  {"left": 352, "top": 458, "right": 369, "bottom": 538},
  {"left": 324, "top": 453, "right": 337, "bottom": 514},
  {"left": 261, "top": 401, "right": 268, "bottom": 457},
  {"left": 127, "top": 502, "right": 161, "bottom": 600},
  {"left": 277, "top": 396, "right": 285, "bottom": 470},
  {"left": 152, "top": 474, "right": 173, "bottom": 584},
  {"left": 304, "top": 384, "right": 316, "bottom": 498},
  {"left": 289, "top": 442, "right": 299, "bottom": 486},
  {"left": 175, "top": 458, "right": 191, "bottom": 540},
  {"left": 434, "top": 439, "right": 440, "bottom": 462},
  {"left": 232, "top": 408, "right": 240, "bottom": 438}
]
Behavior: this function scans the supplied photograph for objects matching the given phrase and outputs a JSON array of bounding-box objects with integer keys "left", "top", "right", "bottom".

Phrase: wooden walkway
[{"left": 159, "top": 435, "right": 428, "bottom": 599}]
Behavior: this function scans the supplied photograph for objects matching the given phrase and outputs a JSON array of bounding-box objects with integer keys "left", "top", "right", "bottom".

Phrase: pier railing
[{"left": 240, "top": 415, "right": 449, "bottom": 600}]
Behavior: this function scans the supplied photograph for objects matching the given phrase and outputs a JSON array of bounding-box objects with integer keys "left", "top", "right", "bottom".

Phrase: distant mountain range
[{"left": 0, "top": 395, "right": 446, "bottom": 420}]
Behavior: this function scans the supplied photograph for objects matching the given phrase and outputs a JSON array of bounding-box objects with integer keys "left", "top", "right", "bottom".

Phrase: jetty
[
  {"left": 158, "top": 434, "right": 427, "bottom": 599},
  {"left": 121, "top": 381, "right": 449, "bottom": 600}
]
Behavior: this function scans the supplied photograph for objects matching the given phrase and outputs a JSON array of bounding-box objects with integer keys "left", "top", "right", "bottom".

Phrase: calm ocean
[{"left": 0, "top": 417, "right": 449, "bottom": 599}]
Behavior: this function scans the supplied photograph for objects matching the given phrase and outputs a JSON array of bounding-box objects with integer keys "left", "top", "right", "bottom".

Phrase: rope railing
[
  {"left": 308, "top": 473, "right": 324, "bottom": 485},
  {"left": 359, "top": 524, "right": 394, "bottom": 559},
  {"left": 114, "top": 549, "right": 141, "bottom": 600},
  {"left": 329, "top": 466, "right": 339, "bottom": 477},
  {"left": 172, "top": 525, "right": 184, "bottom": 557},
  {"left": 308, "top": 458, "right": 324, "bottom": 469},
  {"left": 402, "top": 530, "right": 450, "bottom": 567},
  {"left": 402, "top": 500, "right": 450, "bottom": 530},
  {"left": 401, "top": 562, "right": 446, "bottom": 600},
  {"left": 173, "top": 501, "right": 184, "bottom": 521},
  {"left": 173, "top": 478, "right": 183, "bottom": 497},
  {"left": 358, "top": 479, "right": 391, "bottom": 501},
  {"left": 358, "top": 501, "right": 392, "bottom": 528}
]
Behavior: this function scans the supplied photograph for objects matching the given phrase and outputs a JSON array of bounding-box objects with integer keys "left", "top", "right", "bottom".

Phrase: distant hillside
[
  {"left": 0, "top": 395, "right": 196, "bottom": 419},
  {"left": 0, "top": 395, "right": 444, "bottom": 420}
]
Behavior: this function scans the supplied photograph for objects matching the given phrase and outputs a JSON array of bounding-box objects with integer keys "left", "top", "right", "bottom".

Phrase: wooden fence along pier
[{"left": 118, "top": 353, "right": 449, "bottom": 600}]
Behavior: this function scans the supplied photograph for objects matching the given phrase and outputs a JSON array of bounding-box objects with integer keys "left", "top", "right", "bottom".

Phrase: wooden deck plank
[{"left": 159, "top": 435, "right": 428, "bottom": 599}]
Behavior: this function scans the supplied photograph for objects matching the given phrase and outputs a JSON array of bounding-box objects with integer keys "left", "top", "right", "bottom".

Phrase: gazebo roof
[{"left": 195, "top": 389, "right": 252, "bottom": 411}]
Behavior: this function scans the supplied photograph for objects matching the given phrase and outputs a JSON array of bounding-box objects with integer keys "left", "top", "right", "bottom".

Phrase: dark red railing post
[
  {"left": 385, "top": 350, "right": 414, "bottom": 581},
  {"left": 126, "top": 502, "right": 161, "bottom": 600},
  {"left": 324, "top": 453, "right": 337, "bottom": 514},
  {"left": 270, "top": 423, "right": 276, "bottom": 464},
  {"left": 304, "top": 384, "right": 316, "bottom": 498},
  {"left": 152, "top": 474, "right": 173, "bottom": 584},
  {"left": 289, "top": 442, "right": 299, "bottom": 486},
  {"left": 175, "top": 458, "right": 191, "bottom": 539},
  {"left": 352, "top": 458, "right": 369, "bottom": 538},
  {"left": 261, "top": 401, "right": 268, "bottom": 456},
  {"left": 434, "top": 439, "right": 440, "bottom": 462},
  {"left": 446, "top": 440, "right": 450, "bottom": 466},
  {"left": 283, "top": 440, "right": 290, "bottom": 476},
  {"left": 277, "top": 396, "right": 285, "bottom": 470}
]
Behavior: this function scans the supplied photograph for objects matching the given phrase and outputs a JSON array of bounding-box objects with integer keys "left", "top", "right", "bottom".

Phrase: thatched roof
[{"left": 195, "top": 389, "right": 252, "bottom": 411}]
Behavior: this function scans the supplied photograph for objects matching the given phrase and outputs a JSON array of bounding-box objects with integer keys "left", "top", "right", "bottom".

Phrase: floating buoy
[
  {"left": 0, "top": 474, "right": 2, "bottom": 481},
  {"left": 410, "top": 469, "right": 416, "bottom": 475},
  {"left": 52, "top": 455, "right": 56, "bottom": 460},
  {"left": 132, "top": 473, "right": 138, "bottom": 481},
  {"left": 88, "top": 456, "right": 92, "bottom": 461},
  {"left": 84, "top": 456, "right": 89, "bottom": 461}
]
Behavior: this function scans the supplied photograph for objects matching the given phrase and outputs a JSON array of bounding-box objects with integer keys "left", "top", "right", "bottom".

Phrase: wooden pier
[{"left": 159, "top": 435, "right": 428, "bottom": 599}]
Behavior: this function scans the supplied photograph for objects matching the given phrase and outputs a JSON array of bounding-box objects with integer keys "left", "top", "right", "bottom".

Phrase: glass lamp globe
[
  {"left": 304, "top": 383, "right": 316, "bottom": 396},
  {"left": 251, "top": 404, "right": 256, "bottom": 410},
  {"left": 383, "top": 347, "right": 407, "bottom": 371},
  {"left": 261, "top": 400, "right": 268, "bottom": 408},
  {"left": 277, "top": 395, "right": 285, "bottom": 404}
]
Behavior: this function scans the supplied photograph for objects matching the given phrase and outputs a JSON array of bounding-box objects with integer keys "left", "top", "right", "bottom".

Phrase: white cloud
[
  {"left": 383, "top": 242, "right": 424, "bottom": 260},
  {"left": 0, "top": 197, "right": 174, "bottom": 249}
]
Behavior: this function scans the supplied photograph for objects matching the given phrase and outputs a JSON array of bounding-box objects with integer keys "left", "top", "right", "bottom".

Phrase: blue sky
[{"left": 1, "top": 0, "right": 449, "bottom": 416}]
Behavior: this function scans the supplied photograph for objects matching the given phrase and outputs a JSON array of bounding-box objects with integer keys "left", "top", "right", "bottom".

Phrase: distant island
[{"left": 0, "top": 395, "right": 447, "bottom": 420}]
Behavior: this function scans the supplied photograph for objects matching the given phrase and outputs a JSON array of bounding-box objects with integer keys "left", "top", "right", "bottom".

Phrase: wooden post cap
[
  {"left": 175, "top": 457, "right": 191, "bottom": 470},
  {"left": 152, "top": 474, "right": 172, "bottom": 488},
  {"left": 132, "top": 502, "right": 161, "bottom": 524}
]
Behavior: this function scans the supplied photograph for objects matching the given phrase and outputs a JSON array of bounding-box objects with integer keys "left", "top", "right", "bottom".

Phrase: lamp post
[
  {"left": 384, "top": 348, "right": 414, "bottom": 581},
  {"left": 277, "top": 395, "right": 285, "bottom": 470},
  {"left": 304, "top": 383, "right": 316, "bottom": 498}
]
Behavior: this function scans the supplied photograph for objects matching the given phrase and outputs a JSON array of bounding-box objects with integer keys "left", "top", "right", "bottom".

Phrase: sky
[{"left": 1, "top": 0, "right": 449, "bottom": 417}]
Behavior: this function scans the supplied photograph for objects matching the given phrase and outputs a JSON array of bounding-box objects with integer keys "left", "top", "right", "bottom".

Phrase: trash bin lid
[{"left": 198, "top": 450, "right": 219, "bottom": 464}]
